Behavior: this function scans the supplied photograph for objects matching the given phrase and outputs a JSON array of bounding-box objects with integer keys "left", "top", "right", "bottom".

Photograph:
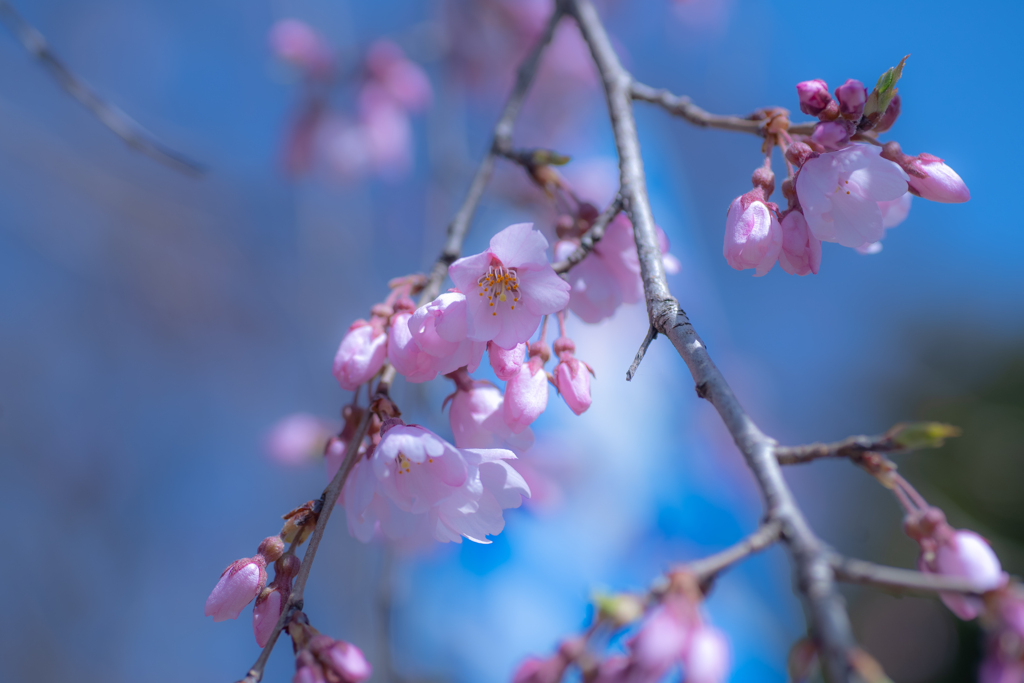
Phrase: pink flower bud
[
  {"left": 723, "top": 194, "right": 782, "bottom": 276},
  {"left": 796, "top": 79, "right": 833, "bottom": 117},
  {"left": 205, "top": 556, "right": 267, "bottom": 622},
  {"left": 810, "top": 120, "right": 855, "bottom": 151},
  {"left": 777, "top": 210, "right": 822, "bottom": 276},
  {"left": 333, "top": 321, "right": 387, "bottom": 391},
  {"left": 504, "top": 357, "right": 549, "bottom": 434},
  {"left": 488, "top": 341, "right": 526, "bottom": 381},
  {"left": 553, "top": 356, "right": 593, "bottom": 415},
  {"left": 630, "top": 605, "right": 690, "bottom": 674},
  {"left": 907, "top": 155, "right": 970, "bottom": 203},
  {"left": 252, "top": 587, "right": 282, "bottom": 647},
  {"left": 324, "top": 641, "right": 372, "bottom": 682},
  {"left": 257, "top": 536, "right": 286, "bottom": 563},
  {"left": 266, "top": 414, "right": 333, "bottom": 466},
  {"left": 834, "top": 79, "right": 867, "bottom": 121},
  {"left": 685, "top": 626, "right": 731, "bottom": 683},
  {"left": 873, "top": 93, "right": 901, "bottom": 133},
  {"left": 925, "top": 529, "right": 1007, "bottom": 620}
]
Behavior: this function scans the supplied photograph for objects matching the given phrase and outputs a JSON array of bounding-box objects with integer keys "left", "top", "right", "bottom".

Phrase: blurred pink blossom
[{"left": 265, "top": 413, "right": 334, "bottom": 466}]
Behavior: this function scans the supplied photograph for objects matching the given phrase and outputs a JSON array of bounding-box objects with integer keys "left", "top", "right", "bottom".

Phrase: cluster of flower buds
[
  {"left": 724, "top": 61, "right": 970, "bottom": 276},
  {"left": 205, "top": 536, "right": 285, "bottom": 623},
  {"left": 288, "top": 612, "right": 372, "bottom": 683},
  {"left": 270, "top": 18, "right": 432, "bottom": 179}
]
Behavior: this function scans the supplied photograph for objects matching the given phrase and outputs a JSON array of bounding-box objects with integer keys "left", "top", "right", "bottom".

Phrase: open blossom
[
  {"left": 409, "top": 293, "right": 486, "bottom": 375},
  {"left": 504, "top": 356, "right": 549, "bottom": 433},
  {"left": 387, "top": 312, "right": 439, "bottom": 383},
  {"left": 448, "top": 380, "right": 534, "bottom": 453},
  {"left": 777, "top": 210, "right": 821, "bottom": 276},
  {"left": 723, "top": 194, "right": 782, "bottom": 276},
  {"left": 796, "top": 144, "right": 909, "bottom": 248},
  {"left": 879, "top": 192, "right": 912, "bottom": 229},
  {"left": 343, "top": 423, "right": 530, "bottom": 543},
  {"left": 333, "top": 320, "right": 387, "bottom": 390},
  {"left": 449, "top": 223, "right": 570, "bottom": 349}
]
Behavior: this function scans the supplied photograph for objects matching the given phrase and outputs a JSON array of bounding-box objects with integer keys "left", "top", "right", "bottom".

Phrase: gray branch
[
  {"left": 831, "top": 555, "right": 987, "bottom": 596},
  {"left": 0, "top": 1, "right": 203, "bottom": 176},
  {"left": 562, "top": 1, "right": 857, "bottom": 679},
  {"left": 631, "top": 81, "right": 816, "bottom": 136},
  {"left": 775, "top": 434, "right": 893, "bottom": 466}
]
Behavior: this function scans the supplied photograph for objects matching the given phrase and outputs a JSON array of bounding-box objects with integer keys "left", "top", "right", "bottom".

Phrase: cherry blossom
[
  {"left": 408, "top": 292, "right": 486, "bottom": 375},
  {"left": 449, "top": 223, "right": 570, "bottom": 349},
  {"left": 795, "top": 79, "right": 833, "bottom": 117},
  {"left": 921, "top": 529, "right": 1007, "bottom": 620},
  {"left": 332, "top": 320, "right": 387, "bottom": 390},
  {"left": 777, "top": 210, "right": 821, "bottom": 276},
  {"left": 265, "top": 413, "right": 333, "bottom": 466},
  {"left": 723, "top": 193, "right": 782, "bottom": 276},
  {"left": 504, "top": 356, "right": 549, "bottom": 433},
  {"left": 907, "top": 155, "right": 971, "bottom": 203},
  {"left": 488, "top": 341, "right": 526, "bottom": 381},
  {"left": 447, "top": 378, "right": 534, "bottom": 453},
  {"left": 551, "top": 336, "right": 593, "bottom": 415},
  {"left": 796, "top": 144, "right": 909, "bottom": 248},
  {"left": 387, "top": 312, "right": 440, "bottom": 383},
  {"left": 205, "top": 558, "right": 266, "bottom": 622}
]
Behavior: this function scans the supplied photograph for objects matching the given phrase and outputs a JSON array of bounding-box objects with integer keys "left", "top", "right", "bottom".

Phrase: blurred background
[{"left": 1, "top": 0, "right": 1022, "bottom": 681}]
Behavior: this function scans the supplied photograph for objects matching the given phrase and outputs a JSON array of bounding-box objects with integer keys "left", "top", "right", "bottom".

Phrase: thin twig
[
  {"left": 563, "top": 1, "right": 857, "bottom": 679},
  {"left": 830, "top": 555, "right": 988, "bottom": 596},
  {"left": 631, "top": 81, "right": 816, "bottom": 137},
  {"left": 625, "top": 325, "right": 657, "bottom": 381},
  {"left": 551, "top": 195, "right": 623, "bottom": 274},
  {"left": 775, "top": 434, "right": 892, "bottom": 465},
  {"left": 237, "top": 8, "right": 563, "bottom": 681},
  {"left": 0, "top": 1, "right": 203, "bottom": 176}
]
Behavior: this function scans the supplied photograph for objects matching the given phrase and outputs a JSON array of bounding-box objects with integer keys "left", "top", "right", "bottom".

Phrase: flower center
[
  {"left": 395, "top": 452, "right": 433, "bottom": 474},
  {"left": 477, "top": 265, "right": 520, "bottom": 317},
  {"left": 834, "top": 178, "right": 852, "bottom": 196}
]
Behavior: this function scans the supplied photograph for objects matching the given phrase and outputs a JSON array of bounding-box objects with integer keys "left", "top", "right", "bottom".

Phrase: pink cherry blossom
[
  {"left": 265, "top": 413, "right": 333, "bottom": 466},
  {"left": 777, "top": 210, "right": 821, "bottom": 276},
  {"left": 921, "top": 529, "right": 1007, "bottom": 620},
  {"left": 504, "top": 357, "right": 549, "bottom": 433},
  {"left": 553, "top": 357, "right": 592, "bottom": 415},
  {"left": 810, "top": 120, "right": 855, "bottom": 151},
  {"left": 488, "top": 341, "right": 526, "bottom": 380},
  {"left": 879, "top": 192, "right": 912, "bottom": 229},
  {"left": 448, "top": 380, "right": 534, "bottom": 453},
  {"left": 685, "top": 626, "right": 730, "bottom": 683},
  {"left": 908, "top": 155, "right": 971, "bottom": 203},
  {"left": 723, "top": 195, "right": 782, "bottom": 276},
  {"left": 332, "top": 320, "right": 387, "bottom": 390},
  {"left": 630, "top": 605, "right": 690, "bottom": 675},
  {"left": 365, "top": 40, "right": 433, "bottom": 113},
  {"left": 409, "top": 293, "right": 485, "bottom": 375},
  {"left": 855, "top": 242, "right": 883, "bottom": 255},
  {"left": 344, "top": 423, "right": 530, "bottom": 544},
  {"left": 205, "top": 556, "right": 267, "bottom": 622},
  {"left": 796, "top": 79, "right": 832, "bottom": 117},
  {"left": 796, "top": 144, "right": 909, "bottom": 248},
  {"left": 323, "top": 640, "right": 372, "bottom": 682},
  {"left": 449, "top": 223, "right": 570, "bottom": 349},
  {"left": 387, "top": 312, "right": 439, "bottom": 383}
]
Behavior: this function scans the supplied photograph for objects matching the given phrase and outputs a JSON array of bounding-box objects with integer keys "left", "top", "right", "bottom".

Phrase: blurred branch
[
  {"left": 830, "top": 555, "right": 987, "bottom": 596},
  {"left": 775, "top": 434, "right": 895, "bottom": 465},
  {"left": 562, "top": 1, "right": 858, "bottom": 680},
  {"left": 654, "top": 521, "right": 782, "bottom": 596},
  {"left": 551, "top": 195, "right": 622, "bottom": 274},
  {"left": 0, "top": 0, "right": 203, "bottom": 176},
  {"left": 237, "top": 7, "right": 564, "bottom": 681},
  {"left": 631, "top": 81, "right": 816, "bottom": 136}
]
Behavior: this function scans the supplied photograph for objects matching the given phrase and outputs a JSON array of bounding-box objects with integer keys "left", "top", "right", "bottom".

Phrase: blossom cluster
[
  {"left": 270, "top": 19, "right": 432, "bottom": 179},
  {"left": 724, "top": 68, "right": 970, "bottom": 276}
]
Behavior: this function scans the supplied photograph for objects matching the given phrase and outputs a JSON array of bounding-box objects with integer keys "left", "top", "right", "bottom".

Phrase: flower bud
[
  {"left": 332, "top": 321, "right": 387, "bottom": 391},
  {"left": 907, "top": 154, "right": 971, "bottom": 203},
  {"left": 796, "top": 79, "right": 833, "bottom": 117},
  {"left": 810, "top": 120, "right": 855, "bottom": 151},
  {"left": 205, "top": 555, "right": 267, "bottom": 622},
  {"left": 872, "top": 93, "right": 901, "bottom": 133},
  {"left": 553, "top": 355, "right": 593, "bottom": 415},
  {"left": 835, "top": 79, "right": 867, "bottom": 121},
  {"left": 504, "top": 356, "right": 549, "bottom": 433},
  {"left": 777, "top": 210, "right": 821, "bottom": 276},
  {"left": 784, "top": 141, "right": 814, "bottom": 169},
  {"left": 488, "top": 341, "right": 525, "bottom": 381},
  {"left": 723, "top": 192, "right": 782, "bottom": 276},
  {"left": 324, "top": 640, "right": 372, "bottom": 682},
  {"left": 257, "top": 536, "right": 285, "bottom": 563}
]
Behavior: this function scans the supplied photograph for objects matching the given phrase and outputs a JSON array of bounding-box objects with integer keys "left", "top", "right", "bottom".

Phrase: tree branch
[
  {"left": 0, "top": 1, "right": 203, "bottom": 176},
  {"left": 631, "top": 81, "right": 816, "bottom": 137},
  {"left": 563, "top": 1, "right": 857, "bottom": 679},
  {"left": 237, "top": 9, "right": 563, "bottom": 681},
  {"left": 551, "top": 195, "right": 622, "bottom": 274},
  {"left": 830, "top": 555, "right": 987, "bottom": 596},
  {"left": 775, "top": 434, "right": 893, "bottom": 466}
]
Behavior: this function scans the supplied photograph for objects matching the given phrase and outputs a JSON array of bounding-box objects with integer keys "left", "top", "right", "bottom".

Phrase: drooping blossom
[
  {"left": 551, "top": 336, "right": 593, "bottom": 415},
  {"left": 449, "top": 223, "right": 570, "bottom": 349},
  {"left": 265, "top": 413, "right": 334, "bottom": 466},
  {"left": 723, "top": 192, "right": 782, "bottom": 276},
  {"left": 777, "top": 210, "right": 821, "bottom": 276},
  {"left": 504, "top": 355, "right": 549, "bottom": 434},
  {"left": 332, "top": 320, "right": 387, "bottom": 390},
  {"left": 979, "top": 586, "right": 1024, "bottom": 683},
  {"left": 796, "top": 144, "right": 909, "bottom": 248},
  {"left": 488, "top": 341, "right": 526, "bottom": 380},
  {"left": 387, "top": 312, "right": 440, "bottom": 383},
  {"left": 447, "top": 377, "right": 534, "bottom": 453},
  {"left": 343, "top": 422, "right": 530, "bottom": 543},
  {"left": 290, "top": 615, "right": 372, "bottom": 683},
  {"left": 408, "top": 292, "right": 486, "bottom": 375},
  {"left": 205, "top": 537, "right": 282, "bottom": 622}
]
